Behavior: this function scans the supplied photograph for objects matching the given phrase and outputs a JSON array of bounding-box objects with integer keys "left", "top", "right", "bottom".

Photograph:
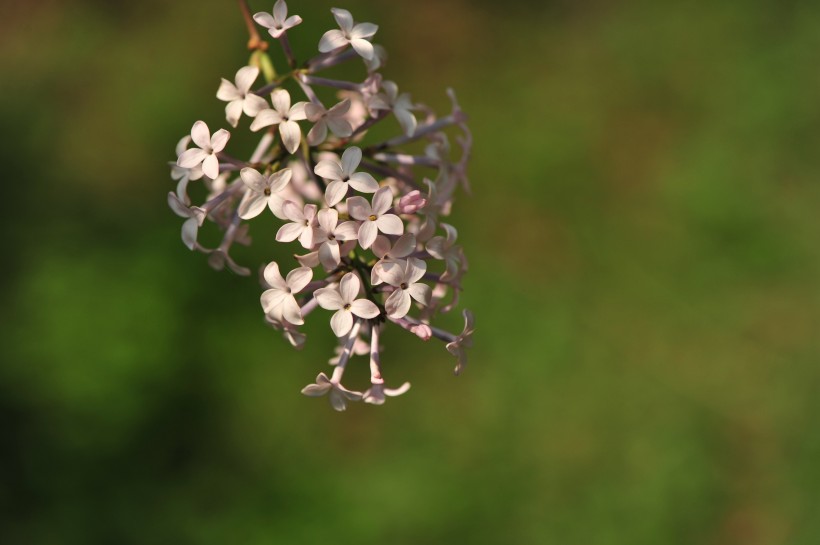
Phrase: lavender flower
[{"left": 168, "top": 3, "right": 475, "bottom": 409}]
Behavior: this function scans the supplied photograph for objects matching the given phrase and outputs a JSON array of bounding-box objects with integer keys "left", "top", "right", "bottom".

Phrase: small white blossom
[
  {"left": 305, "top": 99, "right": 353, "bottom": 146},
  {"left": 260, "top": 262, "right": 313, "bottom": 325},
  {"left": 276, "top": 202, "right": 318, "bottom": 248},
  {"left": 426, "top": 223, "right": 461, "bottom": 281},
  {"left": 347, "top": 186, "right": 403, "bottom": 249},
  {"left": 216, "top": 66, "right": 269, "bottom": 128},
  {"left": 315, "top": 272, "right": 380, "bottom": 337},
  {"left": 363, "top": 381, "right": 411, "bottom": 405},
  {"left": 177, "top": 121, "right": 230, "bottom": 179},
  {"left": 371, "top": 233, "right": 416, "bottom": 285},
  {"left": 379, "top": 258, "right": 431, "bottom": 319},
  {"left": 167, "top": 191, "right": 206, "bottom": 250},
  {"left": 250, "top": 89, "right": 307, "bottom": 153},
  {"left": 237, "top": 167, "right": 291, "bottom": 219},
  {"left": 314, "top": 208, "right": 359, "bottom": 270},
  {"left": 368, "top": 81, "right": 416, "bottom": 137},
  {"left": 318, "top": 8, "right": 378, "bottom": 61},
  {"left": 170, "top": 136, "right": 204, "bottom": 192},
  {"left": 253, "top": 0, "right": 302, "bottom": 39},
  {"left": 314, "top": 146, "right": 378, "bottom": 206},
  {"left": 301, "top": 372, "right": 362, "bottom": 412},
  {"left": 446, "top": 310, "right": 475, "bottom": 375}
]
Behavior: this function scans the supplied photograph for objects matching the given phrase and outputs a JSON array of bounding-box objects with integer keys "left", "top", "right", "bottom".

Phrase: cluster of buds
[{"left": 168, "top": 1, "right": 474, "bottom": 410}]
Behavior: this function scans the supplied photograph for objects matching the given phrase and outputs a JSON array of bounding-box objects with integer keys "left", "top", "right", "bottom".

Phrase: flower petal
[
  {"left": 250, "top": 109, "right": 281, "bottom": 131},
  {"left": 376, "top": 214, "right": 403, "bottom": 236},
  {"left": 334, "top": 221, "right": 359, "bottom": 241},
  {"left": 210, "top": 129, "right": 230, "bottom": 152},
  {"left": 314, "top": 158, "right": 344, "bottom": 181},
  {"left": 350, "top": 22, "right": 378, "bottom": 40},
  {"left": 190, "top": 121, "right": 211, "bottom": 149},
  {"left": 408, "top": 282, "right": 431, "bottom": 305},
  {"left": 341, "top": 146, "right": 362, "bottom": 176},
  {"left": 324, "top": 180, "right": 348, "bottom": 207},
  {"left": 330, "top": 7, "right": 353, "bottom": 33},
  {"left": 330, "top": 309, "right": 353, "bottom": 337},
  {"left": 243, "top": 94, "right": 269, "bottom": 117},
  {"left": 276, "top": 222, "right": 304, "bottom": 242},
  {"left": 286, "top": 266, "right": 313, "bottom": 292},
  {"left": 350, "top": 38, "right": 374, "bottom": 60},
  {"left": 315, "top": 286, "right": 344, "bottom": 310},
  {"left": 237, "top": 191, "right": 268, "bottom": 219},
  {"left": 391, "top": 233, "right": 416, "bottom": 257},
  {"left": 358, "top": 220, "right": 378, "bottom": 249},
  {"left": 240, "top": 167, "right": 266, "bottom": 192},
  {"left": 177, "top": 148, "right": 207, "bottom": 169},
  {"left": 201, "top": 154, "right": 219, "bottom": 179},
  {"left": 350, "top": 298, "right": 379, "bottom": 319},
  {"left": 273, "top": 0, "right": 287, "bottom": 24},
  {"left": 235, "top": 65, "right": 259, "bottom": 93},
  {"left": 339, "top": 272, "right": 360, "bottom": 303},
  {"left": 371, "top": 186, "right": 393, "bottom": 216},
  {"left": 346, "top": 196, "right": 371, "bottom": 220},
  {"left": 301, "top": 382, "right": 332, "bottom": 396},
  {"left": 281, "top": 200, "right": 305, "bottom": 222},
  {"left": 377, "top": 259, "right": 405, "bottom": 287},
  {"left": 268, "top": 168, "right": 292, "bottom": 193},
  {"left": 225, "top": 99, "right": 244, "bottom": 127},
  {"left": 181, "top": 217, "right": 199, "bottom": 250},
  {"left": 317, "top": 208, "right": 338, "bottom": 234},
  {"left": 253, "top": 12, "right": 276, "bottom": 28},
  {"left": 280, "top": 295, "right": 303, "bottom": 325},
  {"left": 307, "top": 119, "right": 327, "bottom": 146},
  {"left": 263, "top": 261, "right": 288, "bottom": 290},
  {"left": 279, "top": 120, "right": 301, "bottom": 154},
  {"left": 318, "top": 29, "right": 348, "bottom": 53},
  {"left": 271, "top": 88, "right": 291, "bottom": 114},
  {"left": 385, "top": 289, "right": 411, "bottom": 319},
  {"left": 347, "top": 172, "right": 378, "bottom": 193},
  {"left": 318, "top": 240, "right": 341, "bottom": 270},
  {"left": 405, "top": 257, "right": 427, "bottom": 284},
  {"left": 216, "top": 79, "right": 240, "bottom": 102},
  {"left": 260, "top": 288, "right": 287, "bottom": 312}
]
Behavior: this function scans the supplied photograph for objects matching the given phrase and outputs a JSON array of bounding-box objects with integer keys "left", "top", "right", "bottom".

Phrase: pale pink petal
[
  {"left": 330, "top": 310, "right": 353, "bottom": 337},
  {"left": 298, "top": 225, "right": 314, "bottom": 248},
  {"left": 268, "top": 168, "right": 292, "bottom": 192},
  {"left": 190, "top": 121, "right": 211, "bottom": 149},
  {"left": 295, "top": 251, "right": 320, "bottom": 268},
  {"left": 328, "top": 98, "right": 351, "bottom": 116},
  {"left": 318, "top": 240, "right": 341, "bottom": 270},
  {"left": 289, "top": 102, "right": 308, "bottom": 121},
  {"left": 273, "top": 0, "right": 287, "bottom": 24},
  {"left": 395, "top": 107, "right": 417, "bottom": 137},
  {"left": 346, "top": 196, "right": 371, "bottom": 220},
  {"left": 253, "top": 12, "right": 276, "bottom": 28},
  {"left": 235, "top": 65, "right": 259, "bottom": 93},
  {"left": 377, "top": 259, "right": 406, "bottom": 287},
  {"left": 243, "top": 94, "right": 269, "bottom": 117},
  {"left": 237, "top": 192, "right": 268, "bottom": 219},
  {"left": 260, "top": 289, "right": 288, "bottom": 313},
  {"left": 279, "top": 120, "right": 301, "bottom": 154},
  {"left": 181, "top": 217, "right": 198, "bottom": 250},
  {"left": 216, "top": 79, "right": 240, "bottom": 102},
  {"left": 330, "top": 7, "right": 353, "bottom": 33},
  {"left": 371, "top": 235, "right": 390, "bottom": 258},
  {"left": 201, "top": 154, "right": 219, "bottom": 179},
  {"left": 240, "top": 167, "right": 266, "bottom": 192},
  {"left": 339, "top": 272, "right": 360, "bottom": 303},
  {"left": 318, "top": 29, "right": 347, "bottom": 53},
  {"left": 250, "top": 109, "right": 282, "bottom": 131},
  {"left": 334, "top": 221, "right": 359, "bottom": 241},
  {"left": 350, "top": 38, "right": 374, "bottom": 61},
  {"left": 301, "top": 382, "right": 332, "bottom": 396},
  {"left": 210, "top": 129, "right": 230, "bottom": 152},
  {"left": 167, "top": 191, "right": 190, "bottom": 218},
  {"left": 307, "top": 120, "right": 327, "bottom": 146},
  {"left": 385, "top": 289, "right": 411, "bottom": 319},
  {"left": 326, "top": 116, "right": 353, "bottom": 137},
  {"left": 391, "top": 233, "right": 416, "bottom": 257},
  {"left": 281, "top": 200, "right": 305, "bottom": 222},
  {"left": 314, "top": 159, "right": 344, "bottom": 181},
  {"left": 263, "top": 261, "right": 288, "bottom": 290},
  {"left": 371, "top": 186, "right": 393, "bottom": 216},
  {"left": 271, "top": 88, "right": 291, "bottom": 114},
  {"left": 322, "top": 180, "right": 346, "bottom": 206},
  {"left": 177, "top": 148, "right": 207, "bottom": 169},
  {"left": 347, "top": 172, "right": 378, "bottom": 193},
  {"left": 340, "top": 146, "right": 362, "bottom": 176},
  {"left": 276, "top": 222, "right": 304, "bottom": 242},
  {"left": 358, "top": 220, "right": 378, "bottom": 249},
  {"left": 405, "top": 257, "right": 427, "bottom": 284},
  {"left": 317, "top": 208, "right": 338, "bottom": 234},
  {"left": 268, "top": 194, "right": 287, "bottom": 219},
  {"left": 315, "top": 287, "right": 344, "bottom": 310},
  {"left": 350, "top": 299, "right": 379, "bottom": 319},
  {"left": 286, "top": 266, "right": 313, "bottom": 292},
  {"left": 225, "top": 99, "right": 244, "bottom": 127},
  {"left": 281, "top": 295, "right": 303, "bottom": 325},
  {"left": 350, "top": 22, "right": 378, "bottom": 39},
  {"left": 283, "top": 15, "right": 302, "bottom": 29},
  {"left": 408, "top": 282, "right": 431, "bottom": 305},
  {"left": 329, "top": 388, "right": 348, "bottom": 411},
  {"left": 376, "top": 214, "right": 403, "bottom": 236}
]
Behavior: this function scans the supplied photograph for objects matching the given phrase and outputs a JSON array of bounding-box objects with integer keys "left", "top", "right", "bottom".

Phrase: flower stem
[{"left": 238, "top": 0, "right": 268, "bottom": 51}]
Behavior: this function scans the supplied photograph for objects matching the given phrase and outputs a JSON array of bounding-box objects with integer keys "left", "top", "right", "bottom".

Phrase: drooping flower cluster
[{"left": 168, "top": 1, "right": 474, "bottom": 410}]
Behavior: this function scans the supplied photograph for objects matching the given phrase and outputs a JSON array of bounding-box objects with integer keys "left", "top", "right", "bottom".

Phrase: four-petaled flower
[
  {"left": 318, "top": 8, "right": 378, "bottom": 61},
  {"left": 260, "top": 262, "right": 313, "bottom": 325},
  {"left": 301, "top": 372, "right": 363, "bottom": 412},
  {"left": 176, "top": 121, "right": 230, "bottom": 179},
  {"left": 315, "top": 272, "right": 380, "bottom": 337},
  {"left": 314, "top": 146, "right": 378, "bottom": 206},
  {"left": 250, "top": 89, "right": 307, "bottom": 153},
  {"left": 446, "top": 309, "right": 475, "bottom": 375},
  {"left": 276, "top": 202, "right": 318, "bottom": 248},
  {"left": 347, "top": 186, "right": 403, "bottom": 249},
  {"left": 313, "top": 208, "right": 359, "bottom": 270},
  {"left": 237, "top": 167, "right": 291, "bottom": 219},
  {"left": 426, "top": 223, "right": 461, "bottom": 281},
  {"left": 305, "top": 99, "right": 353, "bottom": 146},
  {"left": 217, "top": 66, "right": 269, "bottom": 128},
  {"left": 371, "top": 233, "right": 416, "bottom": 285},
  {"left": 368, "top": 80, "right": 417, "bottom": 137},
  {"left": 379, "top": 257, "right": 431, "bottom": 319},
  {"left": 253, "top": 0, "right": 302, "bottom": 39}
]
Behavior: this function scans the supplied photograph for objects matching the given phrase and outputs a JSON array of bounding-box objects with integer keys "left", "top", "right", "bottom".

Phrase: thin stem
[
  {"left": 306, "top": 49, "right": 358, "bottom": 72},
  {"left": 279, "top": 33, "right": 297, "bottom": 69},
  {"left": 238, "top": 0, "right": 268, "bottom": 51},
  {"left": 369, "top": 324, "right": 383, "bottom": 382},
  {"left": 331, "top": 320, "right": 362, "bottom": 382},
  {"left": 301, "top": 74, "right": 362, "bottom": 92}
]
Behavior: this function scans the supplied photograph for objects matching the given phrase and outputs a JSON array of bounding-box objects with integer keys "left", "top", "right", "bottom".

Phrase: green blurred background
[{"left": 2, "top": 0, "right": 819, "bottom": 543}]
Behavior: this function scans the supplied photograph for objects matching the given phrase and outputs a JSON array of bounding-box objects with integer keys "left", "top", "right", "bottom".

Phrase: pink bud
[{"left": 396, "top": 190, "right": 427, "bottom": 214}]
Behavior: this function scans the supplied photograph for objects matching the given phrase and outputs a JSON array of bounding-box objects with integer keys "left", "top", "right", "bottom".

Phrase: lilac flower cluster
[{"left": 168, "top": 1, "right": 474, "bottom": 410}]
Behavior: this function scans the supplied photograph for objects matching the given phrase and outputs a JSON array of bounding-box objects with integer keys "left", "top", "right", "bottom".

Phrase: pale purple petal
[
  {"left": 330, "top": 7, "right": 353, "bottom": 33},
  {"left": 346, "top": 196, "right": 371, "bottom": 220},
  {"left": 283, "top": 15, "right": 302, "bottom": 29},
  {"left": 371, "top": 186, "right": 393, "bottom": 216},
  {"left": 301, "top": 382, "right": 332, "bottom": 396},
  {"left": 276, "top": 222, "right": 304, "bottom": 242},
  {"left": 350, "top": 299, "right": 379, "bottom": 319},
  {"left": 334, "top": 221, "right": 359, "bottom": 241},
  {"left": 340, "top": 146, "right": 362, "bottom": 176},
  {"left": 391, "top": 233, "right": 416, "bottom": 258},
  {"left": 260, "top": 288, "right": 288, "bottom": 313},
  {"left": 289, "top": 102, "right": 308, "bottom": 121},
  {"left": 181, "top": 217, "right": 198, "bottom": 250},
  {"left": 314, "top": 159, "right": 344, "bottom": 181},
  {"left": 326, "top": 116, "right": 353, "bottom": 137},
  {"left": 201, "top": 154, "right": 219, "bottom": 179},
  {"left": 210, "top": 129, "right": 230, "bottom": 153},
  {"left": 376, "top": 214, "right": 403, "bottom": 236},
  {"left": 271, "top": 88, "right": 291, "bottom": 114},
  {"left": 324, "top": 180, "right": 348, "bottom": 207},
  {"left": 394, "top": 107, "right": 417, "bottom": 137},
  {"left": 273, "top": 0, "right": 287, "bottom": 23},
  {"left": 405, "top": 257, "right": 427, "bottom": 284},
  {"left": 263, "top": 261, "right": 288, "bottom": 290},
  {"left": 318, "top": 240, "right": 341, "bottom": 270},
  {"left": 217, "top": 79, "right": 240, "bottom": 102},
  {"left": 235, "top": 65, "right": 259, "bottom": 93},
  {"left": 279, "top": 120, "right": 301, "bottom": 154},
  {"left": 358, "top": 220, "right": 378, "bottom": 249},
  {"left": 240, "top": 167, "right": 266, "bottom": 192},
  {"left": 317, "top": 208, "right": 338, "bottom": 234},
  {"left": 253, "top": 12, "right": 276, "bottom": 28},
  {"left": 190, "top": 121, "right": 211, "bottom": 149},
  {"left": 243, "top": 94, "right": 269, "bottom": 117},
  {"left": 385, "top": 289, "right": 411, "bottom": 319},
  {"left": 350, "top": 22, "right": 378, "bottom": 40},
  {"left": 315, "top": 286, "right": 344, "bottom": 310},
  {"left": 307, "top": 120, "right": 327, "bottom": 146},
  {"left": 377, "top": 259, "right": 405, "bottom": 287},
  {"left": 318, "top": 29, "right": 348, "bottom": 53},
  {"left": 237, "top": 192, "right": 268, "bottom": 219},
  {"left": 330, "top": 309, "right": 353, "bottom": 337},
  {"left": 268, "top": 168, "right": 292, "bottom": 192},
  {"left": 347, "top": 172, "right": 378, "bottom": 193},
  {"left": 281, "top": 200, "right": 305, "bottom": 222},
  {"left": 225, "top": 99, "right": 243, "bottom": 127},
  {"left": 426, "top": 236, "right": 447, "bottom": 259},
  {"left": 339, "top": 272, "right": 360, "bottom": 303},
  {"left": 286, "top": 266, "right": 313, "bottom": 292},
  {"left": 408, "top": 282, "right": 431, "bottom": 305},
  {"left": 350, "top": 38, "right": 374, "bottom": 61},
  {"left": 298, "top": 225, "right": 314, "bottom": 248},
  {"left": 250, "top": 109, "right": 282, "bottom": 131},
  {"left": 177, "top": 148, "right": 207, "bottom": 169},
  {"left": 281, "top": 295, "right": 303, "bottom": 325}
]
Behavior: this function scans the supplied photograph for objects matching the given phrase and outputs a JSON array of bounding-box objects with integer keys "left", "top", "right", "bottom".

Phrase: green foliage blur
[{"left": 1, "top": 0, "right": 819, "bottom": 543}]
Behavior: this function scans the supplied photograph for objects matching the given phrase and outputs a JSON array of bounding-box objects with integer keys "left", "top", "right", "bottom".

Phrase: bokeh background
[{"left": 2, "top": 0, "right": 819, "bottom": 543}]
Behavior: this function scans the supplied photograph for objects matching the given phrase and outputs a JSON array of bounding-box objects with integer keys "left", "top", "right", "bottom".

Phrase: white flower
[
  {"left": 446, "top": 310, "right": 475, "bottom": 375},
  {"left": 250, "top": 89, "right": 307, "bottom": 154},
  {"left": 371, "top": 233, "right": 416, "bottom": 285},
  {"left": 305, "top": 99, "right": 353, "bottom": 146},
  {"left": 378, "top": 258, "right": 431, "bottom": 319},
  {"left": 314, "top": 146, "right": 378, "bottom": 206},
  {"left": 363, "top": 381, "right": 411, "bottom": 405},
  {"left": 253, "top": 0, "right": 302, "bottom": 39},
  {"left": 170, "top": 136, "right": 204, "bottom": 187},
  {"left": 237, "top": 167, "right": 291, "bottom": 219},
  {"left": 216, "top": 66, "right": 269, "bottom": 128},
  {"left": 176, "top": 121, "right": 230, "bottom": 179},
  {"left": 315, "top": 272, "right": 380, "bottom": 337},
  {"left": 346, "top": 186, "right": 403, "bottom": 249},
  {"left": 313, "top": 208, "right": 359, "bottom": 270},
  {"left": 276, "top": 202, "right": 318, "bottom": 249},
  {"left": 301, "top": 372, "right": 362, "bottom": 412},
  {"left": 260, "top": 262, "right": 313, "bottom": 325},
  {"left": 368, "top": 81, "right": 417, "bottom": 137},
  {"left": 167, "top": 190, "right": 206, "bottom": 250},
  {"left": 426, "top": 223, "right": 461, "bottom": 281},
  {"left": 318, "top": 8, "right": 378, "bottom": 61}
]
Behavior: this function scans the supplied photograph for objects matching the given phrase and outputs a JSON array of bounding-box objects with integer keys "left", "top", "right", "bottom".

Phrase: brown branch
[{"left": 238, "top": 0, "right": 268, "bottom": 51}]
